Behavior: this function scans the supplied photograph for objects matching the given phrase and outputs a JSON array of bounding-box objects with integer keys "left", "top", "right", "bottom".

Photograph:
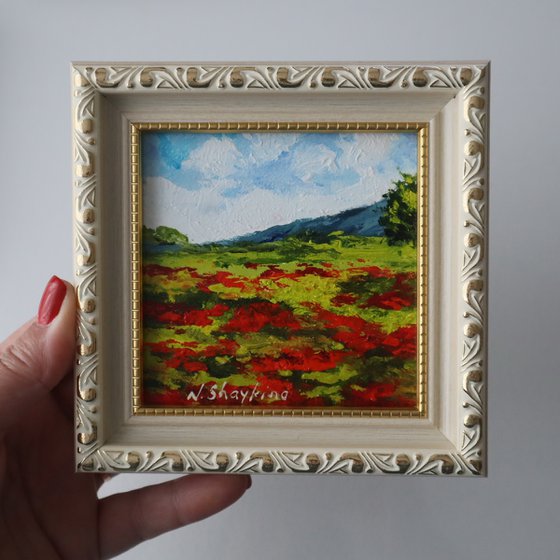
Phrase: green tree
[
  {"left": 153, "top": 226, "right": 190, "bottom": 246},
  {"left": 379, "top": 171, "right": 417, "bottom": 246}
]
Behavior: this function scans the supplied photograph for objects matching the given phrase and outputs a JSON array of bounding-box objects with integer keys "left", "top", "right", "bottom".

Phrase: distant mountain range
[{"left": 218, "top": 200, "right": 386, "bottom": 245}]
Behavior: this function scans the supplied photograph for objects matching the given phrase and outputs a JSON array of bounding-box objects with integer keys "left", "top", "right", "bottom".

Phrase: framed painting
[
  {"left": 135, "top": 122, "right": 427, "bottom": 415},
  {"left": 73, "top": 62, "right": 488, "bottom": 476}
]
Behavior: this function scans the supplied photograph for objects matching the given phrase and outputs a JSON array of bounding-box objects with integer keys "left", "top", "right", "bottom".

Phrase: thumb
[{"left": 0, "top": 276, "right": 76, "bottom": 432}]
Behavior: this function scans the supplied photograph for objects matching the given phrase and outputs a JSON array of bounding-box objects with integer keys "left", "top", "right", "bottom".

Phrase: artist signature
[{"left": 186, "top": 382, "right": 289, "bottom": 405}]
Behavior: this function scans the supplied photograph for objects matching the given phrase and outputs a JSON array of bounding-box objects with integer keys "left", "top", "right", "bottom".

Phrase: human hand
[{"left": 0, "top": 276, "right": 251, "bottom": 559}]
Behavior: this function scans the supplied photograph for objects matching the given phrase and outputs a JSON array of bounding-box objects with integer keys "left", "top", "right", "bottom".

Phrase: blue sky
[{"left": 142, "top": 131, "right": 417, "bottom": 243}]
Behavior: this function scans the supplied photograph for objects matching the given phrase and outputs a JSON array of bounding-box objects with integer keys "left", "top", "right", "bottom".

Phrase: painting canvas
[{"left": 139, "top": 127, "right": 422, "bottom": 412}]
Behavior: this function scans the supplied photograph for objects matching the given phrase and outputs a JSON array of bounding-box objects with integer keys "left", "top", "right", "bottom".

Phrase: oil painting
[
  {"left": 140, "top": 127, "right": 421, "bottom": 411},
  {"left": 74, "top": 62, "right": 488, "bottom": 476}
]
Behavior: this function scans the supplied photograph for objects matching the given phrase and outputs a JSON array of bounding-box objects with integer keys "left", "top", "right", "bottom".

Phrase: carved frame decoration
[{"left": 73, "top": 62, "right": 488, "bottom": 476}]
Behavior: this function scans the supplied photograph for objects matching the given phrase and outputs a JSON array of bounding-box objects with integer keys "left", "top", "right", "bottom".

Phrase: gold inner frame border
[{"left": 130, "top": 121, "right": 428, "bottom": 418}]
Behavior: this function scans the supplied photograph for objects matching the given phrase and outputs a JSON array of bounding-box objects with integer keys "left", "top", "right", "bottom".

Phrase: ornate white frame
[{"left": 73, "top": 62, "right": 488, "bottom": 476}]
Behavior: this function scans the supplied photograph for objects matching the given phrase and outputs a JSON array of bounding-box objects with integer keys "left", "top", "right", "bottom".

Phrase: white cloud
[
  {"left": 242, "top": 133, "right": 298, "bottom": 165},
  {"left": 335, "top": 134, "right": 394, "bottom": 176},
  {"left": 290, "top": 142, "right": 338, "bottom": 183},
  {"left": 182, "top": 136, "right": 240, "bottom": 178}
]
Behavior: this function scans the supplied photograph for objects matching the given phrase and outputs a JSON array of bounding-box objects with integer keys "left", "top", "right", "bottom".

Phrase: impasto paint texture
[{"left": 141, "top": 131, "right": 419, "bottom": 409}]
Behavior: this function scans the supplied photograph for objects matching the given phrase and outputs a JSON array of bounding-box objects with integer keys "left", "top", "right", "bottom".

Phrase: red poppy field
[{"left": 142, "top": 232, "right": 418, "bottom": 409}]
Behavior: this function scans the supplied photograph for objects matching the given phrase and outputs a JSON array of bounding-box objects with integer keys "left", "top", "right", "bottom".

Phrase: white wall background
[{"left": 1, "top": 1, "right": 559, "bottom": 558}]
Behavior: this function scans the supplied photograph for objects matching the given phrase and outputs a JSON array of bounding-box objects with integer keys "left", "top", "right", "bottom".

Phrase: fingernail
[
  {"left": 246, "top": 476, "right": 252, "bottom": 489},
  {"left": 38, "top": 276, "right": 67, "bottom": 325}
]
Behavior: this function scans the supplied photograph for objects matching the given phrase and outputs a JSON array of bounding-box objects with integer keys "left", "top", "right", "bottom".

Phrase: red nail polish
[{"left": 38, "top": 276, "right": 67, "bottom": 325}]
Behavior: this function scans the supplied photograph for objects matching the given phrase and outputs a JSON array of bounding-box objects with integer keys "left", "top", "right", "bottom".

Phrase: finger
[
  {"left": 52, "top": 370, "right": 76, "bottom": 422},
  {"left": 98, "top": 474, "right": 251, "bottom": 558},
  {"left": 94, "top": 472, "right": 117, "bottom": 492},
  {"left": 0, "top": 276, "right": 76, "bottom": 432},
  {"left": 0, "top": 319, "right": 34, "bottom": 354}
]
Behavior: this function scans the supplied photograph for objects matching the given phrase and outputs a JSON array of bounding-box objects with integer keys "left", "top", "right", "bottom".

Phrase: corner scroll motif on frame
[{"left": 73, "top": 62, "right": 488, "bottom": 476}]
